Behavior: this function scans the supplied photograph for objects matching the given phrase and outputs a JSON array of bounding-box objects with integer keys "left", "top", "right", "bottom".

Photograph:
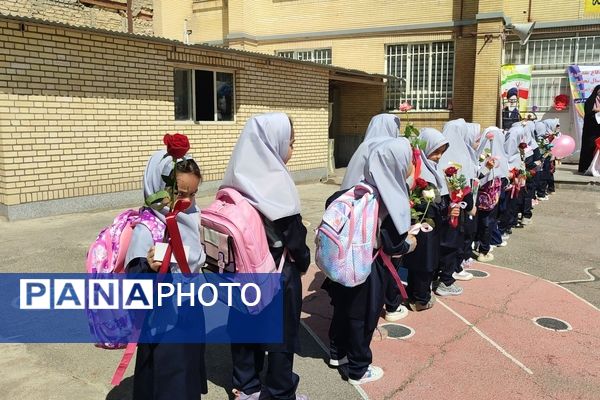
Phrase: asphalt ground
[{"left": 0, "top": 175, "right": 598, "bottom": 399}]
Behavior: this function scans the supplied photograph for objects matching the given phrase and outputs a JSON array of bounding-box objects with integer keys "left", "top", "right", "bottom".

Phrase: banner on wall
[
  {"left": 500, "top": 64, "right": 533, "bottom": 129},
  {"left": 566, "top": 65, "right": 600, "bottom": 144},
  {"left": 584, "top": 0, "right": 600, "bottom": 16}
]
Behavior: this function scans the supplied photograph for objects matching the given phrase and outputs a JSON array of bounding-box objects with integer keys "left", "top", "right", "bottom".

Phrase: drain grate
[
  {"left": 466, "top": 269, "right": 489, "bottom": 278},
  {"left": 379, "top": 323, "right": 415, "bottom": 340},
  {"left": 533, "top": 317, "right": 572, "bottom": 332}
]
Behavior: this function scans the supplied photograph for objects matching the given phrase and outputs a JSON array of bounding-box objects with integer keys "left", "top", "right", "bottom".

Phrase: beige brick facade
[
  {"left": 159, "top": 0, "right": 599, "bottom": 131},
  {"left": 0, "top": 15, "right": 382, "bottom": 219},
  {"left": 0, "top": 0, "right": 153, "bottom": 35}
]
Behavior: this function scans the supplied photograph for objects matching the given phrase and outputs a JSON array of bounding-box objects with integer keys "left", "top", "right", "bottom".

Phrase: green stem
[{"left": 419, "top": 200, "right": 431, "bottom": 225}]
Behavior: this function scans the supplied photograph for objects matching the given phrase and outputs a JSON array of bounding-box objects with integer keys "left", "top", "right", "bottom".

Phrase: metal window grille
[
  {"left": 504, "top": 35, "right": 600, "bottom": 111},
  {"left": 275, "top": 48, "right": 332, "bottom": 65},
  {"left": 276, "top": 51, "right": 294, "bottom": 59},
  {"left": 385, "top": 41, "right": 454, "bottom": 111}
]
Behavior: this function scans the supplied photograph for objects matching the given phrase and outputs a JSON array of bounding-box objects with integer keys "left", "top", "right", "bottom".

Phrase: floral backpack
[
  {"left": 315, "top": 183, "right": 379, "bottom": 287},
  {"left": 477, "top": 177, "right": 502, "bottom": 211},
  {"left": 85, "top": 208, "right": 165, "bottom": 350}
]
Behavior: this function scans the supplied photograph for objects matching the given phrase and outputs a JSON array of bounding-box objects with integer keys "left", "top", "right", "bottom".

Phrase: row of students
[
  {"left": 123, "top": 111, "right": 561, "bottom": 397},
  {"left": 324, "top": 114, "right": 561, "bottom": 386},
  {"left": 126, "top": 113, "right": 310, "bottom": 400}
]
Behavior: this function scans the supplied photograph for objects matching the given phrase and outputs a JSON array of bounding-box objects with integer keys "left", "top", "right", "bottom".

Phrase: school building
[
  {"left": 0, "top": 11, "right": 386, "bottom": 220},
  {"left": 168, "top": 0, "right": 600, "bottom": 158},
  {"left": 1, "top": 1, "right": 600, "bottom": 220}
]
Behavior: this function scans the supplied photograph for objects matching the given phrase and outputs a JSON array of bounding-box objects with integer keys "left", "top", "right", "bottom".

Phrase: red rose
[
  {"left": 518, "top": 142, "right": 528, "bottom": 150},
  {"left": 445, "top": 166, "right": 458, "bottom": 177},
  {"left": 415, "top": 177, "right": 428, "bottom": 190},
  {"left": 163, "top": 133, "right": 190, "bottom": 159}
]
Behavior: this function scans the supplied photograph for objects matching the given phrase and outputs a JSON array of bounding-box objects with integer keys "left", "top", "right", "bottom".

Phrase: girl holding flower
[
  {"left": 400, "top": 128, "right": 450, "bottom": 310},
  {"left": 125, "top": 135, "right": 208, "bottom": 400},
  {"left": 434, "top": 120, "right": 477, "bottom": 296},
  {"left": 474, "top": 127, "right": 509, "bottom": 260},
  {"left": 500, "top": 124, "right": 528, "bottom": 232}
]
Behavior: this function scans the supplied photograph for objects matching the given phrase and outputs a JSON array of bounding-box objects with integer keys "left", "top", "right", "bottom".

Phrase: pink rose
[
  {"left": 485, "top": 131, "right": 495, "bottom": 141},
  {"left": 398, "top": 102, "right": 413, "bottom": 112}
]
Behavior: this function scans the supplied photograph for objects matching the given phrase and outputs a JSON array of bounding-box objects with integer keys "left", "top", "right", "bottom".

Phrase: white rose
[{"left": 422, "top": 189, "right": 436, "bottom": 201}]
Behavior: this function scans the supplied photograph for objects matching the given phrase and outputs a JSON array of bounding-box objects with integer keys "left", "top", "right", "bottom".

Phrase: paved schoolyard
[{"left": 0, "top": 174, "right": 598, "bottom": 399}]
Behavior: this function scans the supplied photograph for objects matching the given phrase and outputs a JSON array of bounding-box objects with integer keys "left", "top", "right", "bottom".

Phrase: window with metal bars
[
  {"left": 275, "top": 48, "right": 332, "bottom": 64},
  {"left": 504, "top": 35, "right": 600, "bottom": 111},
  {"left": 385, "top": 41, "right": 455, "bottom": 111}
]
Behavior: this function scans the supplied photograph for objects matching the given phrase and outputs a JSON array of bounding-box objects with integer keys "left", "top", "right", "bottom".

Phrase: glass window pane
[
  {"left": 216, "top": 72, "right": 234, "bottom": 122},
  {"left": 195, "top": 70, "right": 215, "bottom": 121},
  {"left": 174, "top": 69, "right": 191, "bottom": 120}
]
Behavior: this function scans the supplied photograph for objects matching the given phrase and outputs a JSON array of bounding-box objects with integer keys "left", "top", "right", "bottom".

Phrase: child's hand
[
  {"left": 406, "top": 234, "right": 417, "bottom": 253},
  {"left": 450, "top": 206, "right": 460, "bottom": 217},
  {"left": 146, "top": 246, "right": 162, "bottom": 272},
  {"left": 485, "top": 158, "right": 496, "bottom": 169}
]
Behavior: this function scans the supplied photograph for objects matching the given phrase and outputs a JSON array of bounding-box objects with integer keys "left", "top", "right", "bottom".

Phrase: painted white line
[
  {"left": 553, "top": 267, "right": 597, "bottom": 284},
  {"left": 299, "top": 320, "right": 370, "bottom": 400},
  {"left": 476, "top": 262, "right": 600, "bottom": 313},
  {"left": 437, "top": 299, "right": 533, "bottom": 375}
]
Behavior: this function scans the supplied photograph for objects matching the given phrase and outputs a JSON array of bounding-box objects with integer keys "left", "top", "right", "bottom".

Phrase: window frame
[
  {"left": 172, "top": 64, "right": 237, "bottom": 124},
  {"left": 385, "top": 41, "right": 455, "bottom": 112},
  {"left": 275, "top": 48, "right": 332, "bottom": 65}
]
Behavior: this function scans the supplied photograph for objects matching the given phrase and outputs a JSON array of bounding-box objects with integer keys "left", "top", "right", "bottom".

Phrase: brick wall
[
  {"left": 0, "top": 17, "right": 330, "bottom": 214},
  {"left": 0, "top": 0, "right": 153, "bottom": 35}
]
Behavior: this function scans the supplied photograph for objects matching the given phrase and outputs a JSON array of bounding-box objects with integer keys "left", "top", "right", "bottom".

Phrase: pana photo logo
[{"left": 19, "top": 278, "right": 262, "bottom": 310}]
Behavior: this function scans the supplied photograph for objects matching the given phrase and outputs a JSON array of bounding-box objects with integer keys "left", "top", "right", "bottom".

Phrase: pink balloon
[{"left": 551, "top": 135, "right": 576, "bottom": 159}]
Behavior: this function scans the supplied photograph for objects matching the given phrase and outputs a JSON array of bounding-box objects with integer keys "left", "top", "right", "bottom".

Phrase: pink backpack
[
  {"left": 200, "top": 188, "right": 284, "bottom": 313},
  {"left": 86, "top": 208, "right": 165, "bottom": 386},
  {"left": 86, "top": 209, "right": 165, "bottom": 276}
]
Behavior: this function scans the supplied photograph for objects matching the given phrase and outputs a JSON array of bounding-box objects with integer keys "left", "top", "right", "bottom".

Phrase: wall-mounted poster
[{"left": 500, "top": 64, "right": 533, "bottom": 129}]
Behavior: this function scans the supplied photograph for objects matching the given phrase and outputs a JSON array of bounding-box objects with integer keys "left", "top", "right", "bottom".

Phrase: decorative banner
[
  {"left": 500, "top": 64, "right": 533, "bottom": 129},
  {"left": 566, "top": 65, "right": 600, "bottom": 145},
  {"left": 584, "top": 0, "right": 600, "bottom": 15}
]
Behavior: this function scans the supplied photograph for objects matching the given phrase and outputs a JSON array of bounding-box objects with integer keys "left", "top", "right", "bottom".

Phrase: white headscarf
[
  {"left": 504, "top": 125, "right": 527, "bottom": 169},
  {"left": 478, "top": 127, "right": 509, "bottom": 185},
  {"left": 126, "top": 150, "right": 206, "bottom": 272},
  {"left": 221, "top": 112, "right": 301, "bottom": 221},
  {"left": 364, "top": 137, "right": 412, "bottom": 234},
  {"left": 363, "top": 113, "right": 401, "bottom": 141},
  {"left": 341, "top": 138, "right": 393, "bottom": 190},
  {"left": 523, "top": 120, "right": 539, "bottom": 151},
  {"left": 535, "top": 119, "right": 560, "bottom": 138},
  {"left": 340, "top": 114, "right": 400, "bottom": 190},
  {"left": 418, "top": 128, "right": 449, "bottom": 195},
  {"left": 439, "top": 119, "right": 477, "bottom": 182}
]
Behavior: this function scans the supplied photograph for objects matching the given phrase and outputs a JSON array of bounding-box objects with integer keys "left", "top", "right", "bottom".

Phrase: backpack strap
[
  {"left": 378, "top": 250, "right": 408, "bottom": 301},
  {"left": 114, "top": 223, "right": 134, "bottom": 274},
  {"left": 111, "top": 342, "right": 137, "bottom": 386},
  {"left": 216, "top": 187, "right": 245, "bottom": 205}
]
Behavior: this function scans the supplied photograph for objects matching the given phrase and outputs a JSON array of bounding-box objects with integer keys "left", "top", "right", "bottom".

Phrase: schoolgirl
[
  {"left": 221, "top": 113, "right": 311, "bottom": 400},
  {"left": 474, "top": 127, "right": 510, "bottom": 261},
  {"left": 401, "top": 128, "right": 450, "bottom": 311},
  {"left": 435, "top": 119, "right": 477, "bottom": 295},
  {"left": 125, "top": 149, "right": 208, "bottom": 400},
  {"left": 324, "top": 138, "right": 417, "bottom": 385}
]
